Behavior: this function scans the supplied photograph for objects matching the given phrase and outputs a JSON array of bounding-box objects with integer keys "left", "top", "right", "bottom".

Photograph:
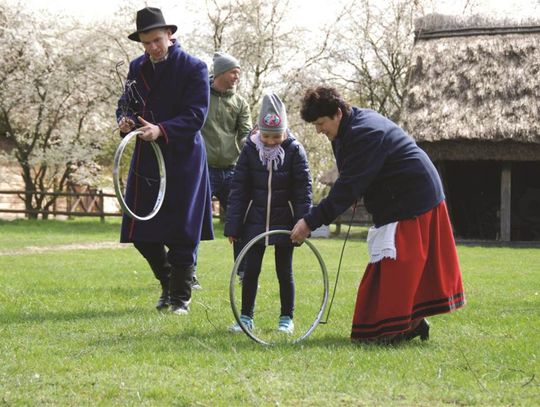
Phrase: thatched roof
[{"left": 401, "top": 14, "right": 540, "bottom": 156}]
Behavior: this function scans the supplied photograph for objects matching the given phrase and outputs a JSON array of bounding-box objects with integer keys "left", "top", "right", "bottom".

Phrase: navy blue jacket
[
  {"left": 304, "top": 107, "right": 444, "bottom": 229},
  {"left": 116, "top": 40, "right": 214, "bottom": 244},
  {"left": 224, "top": 132, "right": 312, "bottom": 245}
]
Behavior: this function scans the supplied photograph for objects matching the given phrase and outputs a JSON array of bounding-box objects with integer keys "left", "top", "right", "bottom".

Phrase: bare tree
[
  {"left": 205, "top": 0, "right": 235, "bottom": 50},
  {"left": 190, "top": 0, "right": 341, "bottom": 199},
  {"left": 324, "top": 0, "right": 423, "bottom": 121},
  {"left": 194, "top": 0, "right": 335, "bottom": 116},
  {"left": 200, "top": 0, "right": 298, "bottom": 117}
]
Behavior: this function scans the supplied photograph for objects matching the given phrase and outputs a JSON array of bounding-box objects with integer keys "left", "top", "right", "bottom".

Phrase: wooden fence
[
  {"left": 0, "top": 190, "right": 367, "bottom": 227},
  {"left": 0, "top": 189, "right": 121, "bottom": 221},
  {"left": 0, "top": 190, "right": 223, "bottom": 221}
]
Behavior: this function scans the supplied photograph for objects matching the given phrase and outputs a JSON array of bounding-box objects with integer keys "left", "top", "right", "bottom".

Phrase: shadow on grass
[
  {"left": 0, "top": 218, "right": 121, "bottom": 232},
  {"left": 456, "top": 239, "right": 540, "bottom": 248},
  {"left": 290, "top": 334, "right": 432, "bottom": 350},
  {"left": 101, "top": 328, "right": 358, "bottom": 352},
  {"left": 2, "top": 307, "right": 432, "bottom": 353},
  {"left": 0, "top": 308, "right": 139, "bottom": 325},
  {"left": 160, "top": 329, "right": 433, "bottom": 353}
]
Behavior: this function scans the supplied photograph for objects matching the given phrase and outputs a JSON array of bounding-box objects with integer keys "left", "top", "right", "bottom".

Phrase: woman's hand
[{"left": 290, "top": 219, "right": 311, "bottom": 244}]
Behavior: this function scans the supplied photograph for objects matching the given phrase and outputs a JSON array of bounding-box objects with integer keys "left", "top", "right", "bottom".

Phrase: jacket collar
[
  {"left": 336, "top": 107, "right": 355, "bottom": 141},
  {"left": 209, "top": 77, "right": 235, "bottom": 97}
]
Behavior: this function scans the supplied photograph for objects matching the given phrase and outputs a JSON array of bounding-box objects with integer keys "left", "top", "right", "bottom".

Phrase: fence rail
[
  {"left": 0, "top": 189, "right": 121, "bottom": 220},
  {"left": 0, "top": 190, "right": 223, "bottom": 220}
]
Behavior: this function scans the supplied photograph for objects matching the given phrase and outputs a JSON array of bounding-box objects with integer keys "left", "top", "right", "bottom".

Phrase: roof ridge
[{"left": 415, "top": 25, "right": 540, "bottom": 41}]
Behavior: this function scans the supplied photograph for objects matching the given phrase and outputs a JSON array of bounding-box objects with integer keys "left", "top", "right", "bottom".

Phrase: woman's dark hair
[{"left": 300, "top": 86, "right": 351, "bottom": 122}]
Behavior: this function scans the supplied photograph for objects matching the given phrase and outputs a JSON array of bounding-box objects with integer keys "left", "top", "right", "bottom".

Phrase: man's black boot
[
  {"left": 169, "top": 264, "right": 195, "bottom": 315},
  {"left": 150, "top": 263, "right": 172, "bottom": 310}
]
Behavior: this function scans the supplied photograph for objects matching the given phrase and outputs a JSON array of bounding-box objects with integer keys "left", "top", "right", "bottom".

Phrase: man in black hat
[{"left": 116, "top": 7, "right": 214, "bottom": 315}]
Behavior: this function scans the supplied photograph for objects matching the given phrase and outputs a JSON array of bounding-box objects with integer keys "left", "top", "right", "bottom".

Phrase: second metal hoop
[
  {"left": 112, "top": 130, "right": 166, "bottom": 221},
  {"left": 229, "top": 229, "right": 329, "bottom": 346}
]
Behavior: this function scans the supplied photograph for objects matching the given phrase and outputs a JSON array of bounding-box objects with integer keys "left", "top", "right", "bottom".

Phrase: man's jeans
[{"left": 208, "top": 166, "right": 245, "bottom": 275}]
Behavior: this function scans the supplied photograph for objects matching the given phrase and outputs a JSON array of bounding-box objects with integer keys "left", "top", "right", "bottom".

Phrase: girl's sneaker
[
  {"left": 228, "top": 315, "right": 254, "bottom": 333},
  {"left": 278, "top": 316, "right": 294, "bottom": 334}
]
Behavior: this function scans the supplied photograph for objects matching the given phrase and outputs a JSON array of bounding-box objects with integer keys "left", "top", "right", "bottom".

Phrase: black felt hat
[{"left": 128, "top": 7, "right": 177, "bottom": 42}]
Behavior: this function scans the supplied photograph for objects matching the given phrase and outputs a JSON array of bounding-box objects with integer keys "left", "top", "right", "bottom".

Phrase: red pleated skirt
[{"left": 351, "top": 201, "right": 465, "bottom": 341}]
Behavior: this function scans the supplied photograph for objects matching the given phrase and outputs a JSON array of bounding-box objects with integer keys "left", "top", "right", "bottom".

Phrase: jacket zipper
[
  {"left": 243, "top": 200, "right": 253, "bottom": 224},
  {"left": 265, "top": 163, "right": 273, "bottom": 246},
  {"left": 288, "top": 201, "right": 294, "bottom": 218},
  {"left": 218, "top": 95, "right": 222, "bottom": 157}
]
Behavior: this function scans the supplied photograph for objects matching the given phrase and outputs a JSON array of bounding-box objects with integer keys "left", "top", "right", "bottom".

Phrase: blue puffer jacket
[{"left": 224, "top": 131, "right": 312, "bottom": 246}]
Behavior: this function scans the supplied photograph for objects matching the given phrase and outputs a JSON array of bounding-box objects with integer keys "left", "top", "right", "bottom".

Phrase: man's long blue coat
[{"left": 116, "top": 40, "right": 214, "bottom": 245}]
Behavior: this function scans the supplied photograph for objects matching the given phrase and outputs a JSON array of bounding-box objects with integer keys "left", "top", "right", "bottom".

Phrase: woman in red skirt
[{"left": 291, "top": 86, "right": 465, "bottom": 343}]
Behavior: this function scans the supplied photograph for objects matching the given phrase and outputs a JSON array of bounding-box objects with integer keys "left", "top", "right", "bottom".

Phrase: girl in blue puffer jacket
[{"left": 225, "top": 93, "right": 312, "bottom": 334}]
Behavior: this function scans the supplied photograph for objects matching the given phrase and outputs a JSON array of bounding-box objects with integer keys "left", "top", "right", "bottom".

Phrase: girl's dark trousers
[{"left": 241, "top": 244, "right": 295, "bottom": 319}]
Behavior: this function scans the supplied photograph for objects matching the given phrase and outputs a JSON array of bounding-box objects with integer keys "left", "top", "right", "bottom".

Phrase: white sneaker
[
  {"left": 277, "top": 316, "right": 294, "bottom": 334},
  {"left": 228, "top": 315, "right": 254, "bottom": 333}
]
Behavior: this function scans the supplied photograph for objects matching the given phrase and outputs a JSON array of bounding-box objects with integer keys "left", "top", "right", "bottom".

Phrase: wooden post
[
  {"left": 66, "top": 184, "right": 77, "bottom": 220},
  {"left": 500, "top": 163, "right": 512, "bottom": 242},
  {"left": 334, "top": 222, "right": 341, "bottom": 236},
  {"left": 52, "top": 193, "right": 57, "bottom": 219},
  {"left": 99, "top": 190, "right": 105, "bottom": 223}
]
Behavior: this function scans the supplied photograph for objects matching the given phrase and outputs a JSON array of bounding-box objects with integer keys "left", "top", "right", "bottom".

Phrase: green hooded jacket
[{"left": 202, "top": 84, "right": 252, "bottom": 168}]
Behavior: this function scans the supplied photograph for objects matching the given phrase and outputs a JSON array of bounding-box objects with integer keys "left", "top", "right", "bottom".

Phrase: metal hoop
[
  {"left": 229, "top": 230, "right": 329, "bottom": 346},
  {"left": 113, "top": 130, "right": 166, "bottom": 221}
]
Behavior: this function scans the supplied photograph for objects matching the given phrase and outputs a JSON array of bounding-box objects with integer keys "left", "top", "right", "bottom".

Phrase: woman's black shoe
[{"left": 405, "top": 319, "right": 430, "bottom": 341}]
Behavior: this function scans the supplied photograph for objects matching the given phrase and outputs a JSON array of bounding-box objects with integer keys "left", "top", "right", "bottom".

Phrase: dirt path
[{"left": 0, "top": 241, "right": 129, "bottom": 256}]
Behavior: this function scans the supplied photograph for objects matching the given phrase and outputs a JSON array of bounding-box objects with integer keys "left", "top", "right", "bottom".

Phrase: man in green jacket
[
  {"left": 199, "top": 52, "right": 252, "bottom": 285},
  {"left": 203, "top": 52, "right": 252, "bottom": 179}
]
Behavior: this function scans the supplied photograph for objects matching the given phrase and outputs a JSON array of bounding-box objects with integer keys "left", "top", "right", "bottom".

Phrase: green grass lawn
[{"left": 0, "top": 218, "right": 539, "bottom": 405}]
